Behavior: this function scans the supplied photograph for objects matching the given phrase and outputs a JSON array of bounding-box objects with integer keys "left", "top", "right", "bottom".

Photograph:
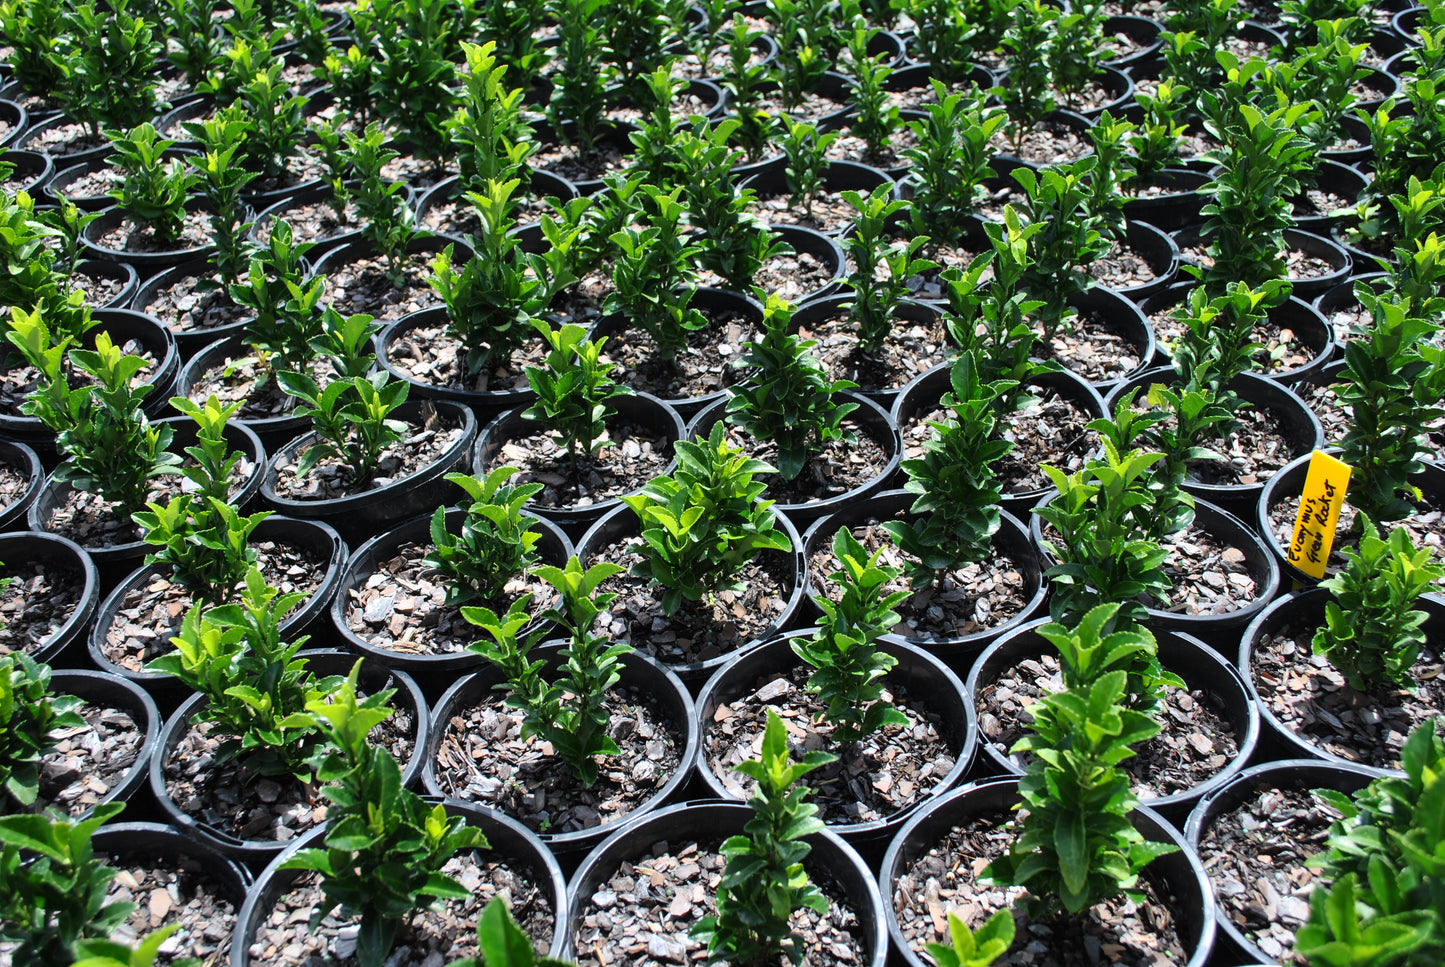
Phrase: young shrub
[
  {"left": 146, "top": 568, "right": 338, "bottom": 778},
  {"left": 522, "top": 322, "right": 633, "bottom": 482},
  {"left": 547, "top": 0, "right": 608, "bottom": 150},
  {"left": 1298, "top": 718, "right": 1445, "bottom": 965},
  {"left": 1126, "top": 80, "right": 1189, "bottom": 190},
  {"left": 903, "top": 86, "right": 1006, "bottom": 248},
  {"left": 343, "top": 123, "right": 419, "bottom": 287},
  {"left": 233, "top": 61, "right": 311, "bottom": 186},
  {"left": 448, "top": 41, "right": 535, "bottom": 195},
  {"left": 600, "top": 0, "right": 673, "bottom": 103},
  {"left": 105, "top": 123, "right": 194, "bottom": 248},
  {"left": 423, "top": 466, "right": 545, "bottom": 608},
  {"left": 793, "top": 527, "right": 909, "bottom": 744},
  {"left": 0, "top": 0, "right": 66, "bottom": 99},
  {"left": 1312, "top": 517, "right": 1445, "bottom": 692},
  {"left": 769, "top": 0, "right": 829, "bottom": 108},
  {"left": 1047, "top": 7, "right": 1107, "bottom": 112},
  {"left": 186, "top": 115, "right": 260, "bottom": 287},
  {"left": 464, "top": 557, "right": 631, "bottom": 787},
  {"left": 278, "top": 359, "right": 411, "bottom": 487},
  {"left": 883, "top": 352, "right": 1014, "bottom": 589},
  {"left": 0, "top": 188, "right": 66, "bottom": 315},
  {"left": 55, "top": 0, "right": 160, "bottom": 137},
  {"left": 160, "top": 0, "right": 222, "bottom": 82},
  {"left": 717, "top": 14, "right": 778, "bottom": 163},
  {"left": 1166, "top": 278, "right": 1279, "bottom": 404},
  {"left": 1086, "top": 112, "right": 1135, "bottom": 251},
  {"left": 278, "top": 663, "right": 491, "bottom": 967},
  {"left": 473, "top": 0, "right": 550, "bottom": 89},
  {"left": 690, "top": 707, "right": 834, "bottom": 967},
  {"left": 725, "top": 295, "right": 859, "bottom": 481},
  {"left": 1000, "top": 0, "right": 1058, "bottom": 149},
  {"left": 0, "top": 803, "right": 132, "bottom": 965},
  {"left": 0, "top": 653, "right": 85, "bottom": 810},
  {"left": 982, "top": 618, "right": 1178, "bottom": 915},
  {"left": 1283, "top": 21, "right": 1371, "bottom": 154},
  {"left": 38, "top": 193, "right": 101, "bottom": 280},
  {"left": 926, "top": 910, "right": 1016, "bottom": 967},
  {"left": 621, "top": 422, "right": 792, "bottom": 616},
  {"left": 778, "top": 115, "right": 839, "bottom": 221},
  {"left": 132, "top": 396, "right": 272, "bottom": 605},
  {"left": 847, "top": 27, "right": 901, "bottom": 160},
  {"left": 841, "top": 186, "right": 937, "bottom": 358},
  {"left": 1036, "top": 601, "right": 1168, "bottom": 705},
  {"left": 1016, "top": 160, "right": 1112, "bottom": 348},
  {"left": 627, "top": 66, "right": 690, "bottom": 188},
  {"left": 230, "top": 217, "right": 327, "bottom": 386},
  {"left": 13, "top": 312, "right": 181, "bottom": 519},
  {"left": 369, "top": 0, "right": 458, "bottom": 165},
  {"left": 604, "top": 184, "right": 708, "bottom": 363},
  {"left": 897, "top": 0, "right": 979, "bottom": 85},
  {"left": 1335, "top": 288, "right": 1445, "bottom": 522}
]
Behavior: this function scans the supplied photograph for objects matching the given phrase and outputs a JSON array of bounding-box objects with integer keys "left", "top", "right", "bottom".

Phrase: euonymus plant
[
  {"left": 523, "top": 322, "right": 633, "bottom": 482},
  {"left": 424, "top": 467, "right": 544, "bottom": 609},
  {"left": 0, "top": 653, "right": 84, "bottom": 811}
]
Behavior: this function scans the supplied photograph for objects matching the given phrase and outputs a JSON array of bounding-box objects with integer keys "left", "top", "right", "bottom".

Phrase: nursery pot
[
  {"left": 1291, "top": 160, "right": 1370, "bottom": 235},
  {"left": 1103, "top": 14, "right": 1166, "bottom": 70},
  {"left": 1170, "top": 225, "right": 1353, "bottom": 301},
  {"left": 574, "top": 500, "right": 806, "bottom": 684},
  {"left": 80, "top": 199, "right": 223, "bottom": 271},
  {"left": 800, "top": 489, "right": 1047, "bottom": 669},
  {"left": 563, "top": 799, "right": 888, "bottom": 967},
  {"left": 328, "top": 506, "right": 573, "bottom": 696},
  {"left": 87, "top": 515, "right": 348, "bottom": 715},
  {"left": 130, "top": 258, "right": 255, "bottom": 358},
  {"left": 1183, "top": 759, "right": 1378, "bottom": 966},
  {"left": 1119, "top": 169, "right": 1212, "bottom": 231},
  {"left": 414, "top": 169, "right": 578, "bottom": 239},
  {"left": 0, "top": 531, "right": 100, "bottom": 667},
  {"left": 231, "top": 798, "right": 568, "bottom": 965},
  {"left": 48, "top": 669, "right": 161, "bottom": 822},
  {"left": 0, "top": 98, "right": 30, "bottom": 149},
  {"left": 766, "top": 223, "right": 849, "bottom": 303},
  {"left": 2, "top": 149, "right": 54, "bottom": 197},
  {"left": 43, "top": 157, "right": 119, "bottom": 210},
  {"left": 73, "top": 258, "right": 140, "bottom": 310},
  {"left": 470, "top": 391, "right": 685, "bottom": 542},
  {"left": 968, "top": 618, "right": 1259, "bottom": 822},
  {"left": 694, "top": 631, "right": 978, "bottom": 848},
  {"left": 19, "top": 112, "right": 112, "bottom": 165},
  {"left": 1061, "top": 284, "right": 1159, "bottom": 394},
  {"left": 1096, "top": 219, "right": 1181, "bottom": 302},
  {"left": 422, "top": 646, "right": 699, "bottom": 860},
  {"left": 259, "top": 399, "right": 478, "bottom": 546},
  {"left": 173, "top": 334, "right": 311, "bottom": 455},
  {"left": 786, "top": 294, "right": 944, "bottom": 408},
  {"left": 739, "top": 159, "right": 899, "bottom": 236},
  {"left": 151, "top": 650, "right": 429, "bottom": 866},
  {"left": 0, "top": 439, "right": 43, "bottom": 530},
  {"left": 882, "top": 778, "right": 1216, "bottom": 967},
  {"left": 686, "top": 390, "right": 903, "bottom": 530}
]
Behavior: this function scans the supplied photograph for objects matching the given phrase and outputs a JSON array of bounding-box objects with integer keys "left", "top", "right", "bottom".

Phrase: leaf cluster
[
  {"left": 0, "top": 653, "right": 84, "bottom": 811},
  {"left": 902, "top": 85, "right": 1004, "bottom": 247},
  {"left": 424, "top": 466, "right": 545, "bottom": 608},
  {"left": 522, "top": 322, "right": 633, "bottom": 477},
  {"left": 105, "top": 122, "right": 193, "bottom": 247},
  {"left": 842, "top": 186, "right": 937, "bottom": 357}
]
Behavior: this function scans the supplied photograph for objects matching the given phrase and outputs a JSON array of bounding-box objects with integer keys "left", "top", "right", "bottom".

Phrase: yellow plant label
[{"left": 1288, "top": 450, "right": 1353, "bottom": 579}]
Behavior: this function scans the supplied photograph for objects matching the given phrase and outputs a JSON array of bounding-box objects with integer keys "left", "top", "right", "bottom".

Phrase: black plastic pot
[
  {"left": 88, "top": 515, "right": 347, "bottom": 715},
  {"left": 260, "top": 399, "right": 477, "bottom": 546},
  {"left": 0, "top": 439, "right": 43, "bottom": 530},
  {"left": 969, "top": 617, "right": 1259, "bottom": 821},
  {"left": 1119, "top": 168, "right": 1211, "bottom": 230},
  {"left": 18, "top": 113, "right": 111, "bottom": 165},
  {"left": 1320, "top": 113, "right": 1374, "bottom": 167},
  {"left": 767, "top": 223, "right": 848, "bottom": 303},
  {"left": 800, "top": 489, "right": 1047, "bottom": 668},
  {"left": 739, "top": 160, "right": 898, "bottom": 236},
  {"left": 376, "top": 306, "right": 539, "bottom": 420},
  {"left": 423, "top": 646, "right": 699, "bottom": 859},
  {"left": 1183, "top": 759, "right": 1377, "bottom": 967},
  {"left": 245, "top": 177, "right": 418, "bottom": 259},
  {"left": 0, "top": 531, "right": 99, "bottom": 666},
  {"left": 686, "top": 390, "right": 903, "bottom": 530},
  {"left": 564, "top": 799, "right": 888, "bottom": 966},
  {"left": 232, "top": 798, "right": 568, "bottom": 965},
  {"left": 1291, "top": 160, "right": 1370, "bottom": 235},
  {"left": 414, "top": 168, "right": 578, "bottom": 239},
  {"left": 328, "top": 507, "right": 573, "bottom": 695},
  {"left": 786, "top": 294, "right": 942, "bottom": 407},
  {"left": 471, "top": 391, "right": 685, "bottom": 541},
  {"left": 43, "top": 157, "right": 117, "bottom": 209},
  {"left": 172, "top": 334, "right": 310, "bottom": 455},
  {"left": 1, "top": 148, "right": 52, "bottom": 195},
  {"left": 1170, "top": 225, "right": 1353, "bottom": 301},
  {"left": 305, "top": 233, "right": 466, "bottom": 303},
  {"left": 882, "top": 778, "right": 1216, "bottom": 967},
  {"left": 73, "top": 258, "right": 140, "bottom": 310},
  {"left": 130, "top": 258, "right": 254, "bottom": 358},
  {"left": 152, "top": 649, "right": 429, "bottom": 866},
  {"left": 527, "top": 120, "right": 640, "bottom": 196},
  {"left": 80, "top": 199, "right": 222, "bottom": 271},
  {"left": 0, "top": 97, "right": 27, "bottom": 149},
  {"left": 1062, "top": 284, "right": 1158, "bottom": 393},
  {"left": 49, "top": 670, "right": 161, "bottom": 821},
  {"left": 1104, "top": 367, "right": 1324, "bottom": 521},
  {"left": 1392, "top": 4, "right": 1427, "bottom": 44},
  {"left": 992, "top": 109, "right": 1096, "bottom": 169},
  {"left": 29, "top": 416, "right": 267, "bottom": 591},
  {"left": 695, "top": 631, "right": 977, "bottom": 846},
  {"left": 1103, "top": 14, "right": 1166, "bottom": 71},
  {"left": 892, "top": 362, "right": 1107, "bottom": 515},
  {"left": 1256, "top": 449, "right": 1445, "bottom": 588},
  {"left": 1313, "top": 271, "right": 1385, "bottom": 346},
  {"left": 574, "top": 501, "right": 806, "bottom": 684},
  {"left": 0, "top": 307, "right": 181, "bottom": 452},
  {"left": 1101, "top": 219, "right": 1181, "bottom": 302},
  {"left": 1238, "top": 587, "right": 1445, "bottom": 772}
]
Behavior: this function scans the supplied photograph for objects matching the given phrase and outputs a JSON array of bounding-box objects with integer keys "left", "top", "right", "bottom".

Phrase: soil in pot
[
  {"left": 572, "top": 835, "right": 868, "bottom": 967},
  {"left": 806, "top": 520, "right": 1032, "bottom": 644},
  {"left": 71, "top": 264, "right": 134, "bottom": 309},
  {"left": 1085, "top": 237, "right": 1166, "bottom": 291},
  {"left": 1041, "top": 311, "right": 1146, "bottom": 387},
  {"left": 98, "top": 538, "right": 330, "bottom": 674},
  {"left": 164, "top": 692, "right": 416, "bottom": 847},
  {"left": 382, "top": 318, "right": 553, "bottom": 395},
  {"left": 543, "top": 267, "right": 616, "bottom": 329},
  {"left": 706, "top": 418, "right": 893, "bottom": 508},
  {"left": 1264, "top": 495, "right": 1445, "bottom": 592},
  {"left": 706, "top": 664, "right": 956, "bottom": 827},
  {"left": 528, "top": 138, "right": 630, "bottom": 186},
  {"left": 1155, "top": 520, "right": 1261, "bottom": 617},
  {"left": 1251, "top": 610, "right": 1445, "bottom": 771},
  {"left": 320, "top": 249, "right": 443, "bottom": 322},
  {"left": 746, "top": 186, "right": 864, "bottom": 234},
  {"left": 0, "top": 556, "right": 87, "bottom": 656},
  {"left": 603, "top": 306, "right": 760, "bottom": 402},
  {"left": 102, "top": 849, "right": 240, "bottom": 964},
  {"left": 1195, "top": 784, "right": 1341, "bottom": 963},
  {"left": 183, "top": 350, "right": 335, "bottom": 421},
  {"left": 247, "top": 849, "right": 554, "bottom": 966},
  {"left": 269, "top": 405, "right": 466, "bottom": 501},
  {"left": 20, "top": 118, "right": 107, "bottom": 158},
  {"left": 589, "top": 533, "right": 794, "bottom": 668},
  {"left": 797, "top": 305, "right": 953, "bottom": 398},
  {"left": 991, "top": 120, "right": 1093, "bottom": 166},
  {"left": 1147, "top": 305, "right": 1320, "bottom": 380},
  {"left": 482, "top": 419, "right": 672, "bottom": 513},
  {"left": 428, "top": 681, "right": 680, "bottom": 838},
  {"left": 1116, "top": 391, "right": 1301, "bottom": 488},
  {"left": 34, "top": 698, "right": 143, "bottom": 817},
  {"left": 0, "top": 452, "right": 32, "bottom": 516},
  {"left": 891, "top": 808, "right": 1191, "bottom": 966},
  {"left": 825, "top": 126, "right": 922, "bottom": 172},
  {"left": 138, "top": 268, "right": 251, "bottom": 335},
  {"left": 977, "top": 651, "right": 1241, "bottom": 802},
  {"left": 698, "top": 245, "right": 838, "bottom": 304},
  {"left": 97, "top": 208, "right": 215, "bottom": 256}
]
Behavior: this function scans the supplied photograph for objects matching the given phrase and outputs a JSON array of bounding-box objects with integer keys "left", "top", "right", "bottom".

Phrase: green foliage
[
  {"left": 547, "top": 0, "right": 608, "bottom": 150},
  {"left": 278, "top": 367, "right": 411, "bottom": 485},
  {"left": 55, "top": 0, "right": 160, "bottom": 136},
  {"left": 233, "top": 61, "right": 310, "bottom": 185},
  {"left": 769, "top": 0, "right": 830, "bottom": 107},
  {"left": 1166, "top": 280, "right": 1280, "bottom": 404},
  {"left": 0, "top": 0, "right": 66, "bottom": 97},
  {"left": 599, "top": 0, "right": 673, "bottom": 103},
  {"left": 1035, "top": 600, "right": 1179, "bottom": 724},
  {"left": 884, "top": 352, "right": 1013, "bottom": 587},
  {"left": 841, "top": 186, "right": 937, "bottom": 357},
  {"left": 691, "top": 708, "right": 833, "bottom": 967},
  {"left": 424, "top": 467, "right": 544, "bottom": 608},
  {"left": 925, "top": 910, "right": 1016, "bottom": 967},
  {"left": 522, "top": 322, "right": 632, "bottom": 478},
  {"left": 847, "top": 27, "right": 899, "bottom": 158},
  {"left": 676, "top": 120, "right": 788, "bottom": 290},
  {"left": 717, "top": 15, "right": 777, "bottom": 162},
  {"left": 903, "top": 86, "right": 1005, "bottom": 246},
  {"left": 1001, "top": 0, "right": 1058, "bottom": 143},
  {"left": 0, "top": 653, "right": 84, "bottom": 810},
  {"left": 279, "top": 662, "right": 490, "bottom": 967},
  {"left": 983, "top": 658, "right": 1178, "bottom": 916},
  {"left": 447, "top": 895, "right": 575, "bottom": 967},
  {"left": 146, "top": 568, "right": 337, "bottom": 779},
  {"left": 0, "top": 803, "right": 132, "bottom": 966},
  {"left": 1126, "top": 79, "right": 1189, "bottom": 188},
  {"left": 343, "top": 123, "right": 419, "bottom": 287},
  {"left": 621, "top": 422, "right": 791, "bottom": 616},
  {"left": 778, "top": 115, "right": 839, "bottom": 218},
  {"left": 160, "top": 0, "right": 221, "bottom": 81},
  {"left": 472, "top": 0, "right": 549, "bottom": 90},
  {"left": 898, "top": 0, "right": 980, "bottom": 84},
  {"left": 185, "top": 115, "right": 259, "bottom": 287},
  {"left": 1314, "top": 516, "right": 1444, "bottom": 691},
  {"left": 793, "top": 527, "right": 908, "bottom": 744},
  {"left": 464, "top": 558, "right": 631, "bottom": 787},
  {"left": 231, "top": 217, "right": 325, "bottom": 380},
  {"left": 1015, "top": 160, "right": 1110, "bottom": 346},
  {"left": 106, "top": 123, "right": 193, "bottom": 247},
  {"left": 725, "top": 294, "right": 859, "bottom": 481},
  {"left": 368, "top": 0, "right": 458, "bottom": 162},
  {"left": 448, "top": 41, "right": 535, "bottom": 195},
  {"left": 1103, "top": 382, "right": 1219, "bottom": 540},
  {"left": 1298, "top": 718, "right": 1445, "bottom": 965},
  {"left": 604, "top": 184, "right": 707, "bottom": 362},
  {"left": 71, "top": 924, "right": 189, "bottom": 967},
  {"left": 1048, "top": 7, "right": 1106, "bottom": 110}
]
